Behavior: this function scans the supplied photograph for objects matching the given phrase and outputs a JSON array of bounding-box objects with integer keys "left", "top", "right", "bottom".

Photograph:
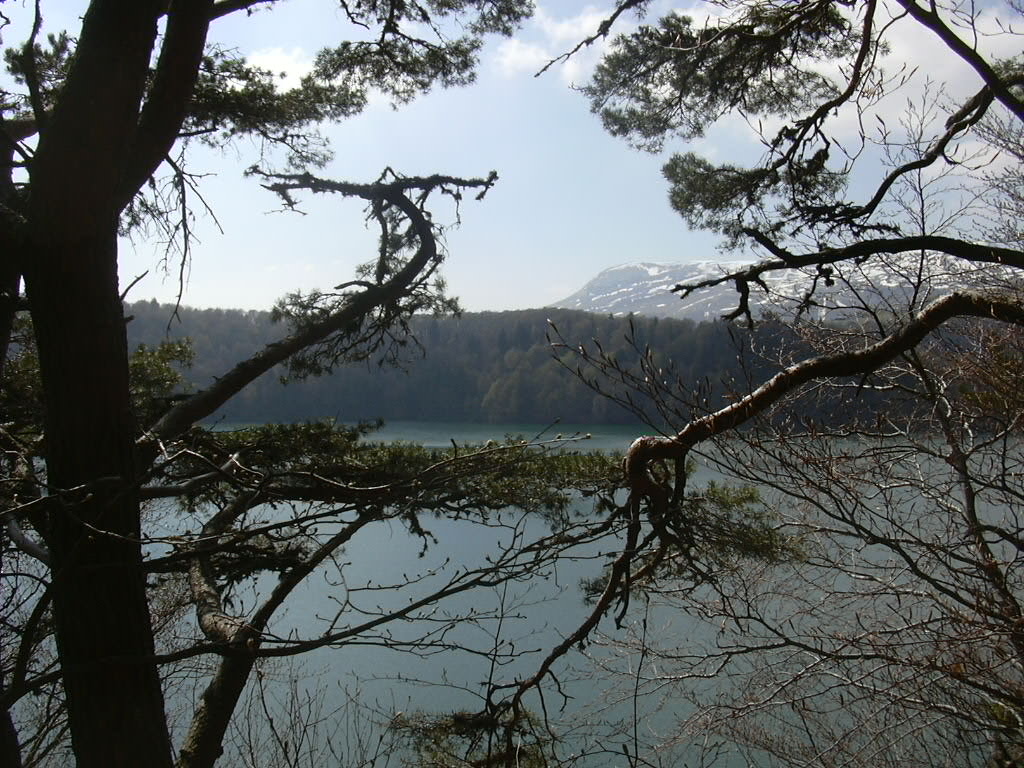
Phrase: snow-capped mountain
[
  {"left": 550, "top": 260, "right": 979, "bottom": 322},
  {"left": 552, "top": 262, "right": 755, "bottom": 322}
]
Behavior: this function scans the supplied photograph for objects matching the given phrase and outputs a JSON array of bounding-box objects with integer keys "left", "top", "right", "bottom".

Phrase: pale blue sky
[
  {"left": 116, "top": 0, "right": 724, "bottom": 313},
  {"left": 7, "top": 1, "right": 1017, "bottom": 312}
]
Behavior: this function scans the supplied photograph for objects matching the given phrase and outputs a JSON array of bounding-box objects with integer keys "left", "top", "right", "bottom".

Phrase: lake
[
  {"left": 240, "top": 422, "right": 1007, "bottom": 768},
  {"left": 179, "top": 420, "right": 728, "bottom": 767},
  {"left": 368, "top": 420, "right": 655, "bottom": 452}
]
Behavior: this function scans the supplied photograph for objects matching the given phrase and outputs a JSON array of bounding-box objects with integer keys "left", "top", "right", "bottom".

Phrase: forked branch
[
  {"left": 142, "top": 170, "right": 496, "bottom": 447},
  {"left": 626, "top": 291, "right": 1024, "bottom": 509},
  {"left": 676, "top": 236, "right": 1024, "bottom": 322}
]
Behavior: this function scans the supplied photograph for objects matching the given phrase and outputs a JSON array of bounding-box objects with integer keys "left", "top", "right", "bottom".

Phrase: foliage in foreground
[{"left": 554, "top": 1, "right": 1024, "bottom": 766}]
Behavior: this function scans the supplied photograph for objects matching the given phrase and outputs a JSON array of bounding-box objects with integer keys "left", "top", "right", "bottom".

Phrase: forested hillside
[{"left": 124, "top": 300, "right": 760, "bottom": 424}]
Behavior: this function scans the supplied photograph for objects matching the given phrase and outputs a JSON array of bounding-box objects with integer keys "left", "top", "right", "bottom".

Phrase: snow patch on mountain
[
  {"left": 550, "top": 259, "right": 980, "bottom": 322},
  {"left": 552, "top": 261, "right": 764, "bottom": 321}
]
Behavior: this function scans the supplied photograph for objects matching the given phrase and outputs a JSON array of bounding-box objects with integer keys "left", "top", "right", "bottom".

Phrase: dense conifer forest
[{"left": 125, "top": 300, "right": 764, "bottom": 425}]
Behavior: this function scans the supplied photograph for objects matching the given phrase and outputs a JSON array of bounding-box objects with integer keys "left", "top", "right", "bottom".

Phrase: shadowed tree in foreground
[
  {"left": 1, "top": 5, "right": 778, "bottom": 766},
  {"left": 0, "top": 2, "right": 555, "bottom": 765},
  {"left": 540, "top": 1, "right": 1024, "bottom": 764}
]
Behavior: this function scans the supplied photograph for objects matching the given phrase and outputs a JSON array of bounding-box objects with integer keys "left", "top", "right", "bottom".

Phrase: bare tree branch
[
  {"left": 894, "top": 0, "right": 1024, "bottom": 123},
  {"left": 625, "top": 291, "right": 1024, "bottom": 506},
  {"left": 142, "top": 170, "right": 496, "bottom": 446},
  {"left": 676, "top": 235, "right": 1024, "bottom": 321}
]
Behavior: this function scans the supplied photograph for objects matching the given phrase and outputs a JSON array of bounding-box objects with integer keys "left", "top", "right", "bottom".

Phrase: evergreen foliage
[
  {"left": 0, "top": 3, "right": 554, "bottom": 766},
  {"left": 561, "top": 1, "right": 1024, "bottom": 765},
  {"left": 124, "top": 301, "right": 769, "bottom": 425}
]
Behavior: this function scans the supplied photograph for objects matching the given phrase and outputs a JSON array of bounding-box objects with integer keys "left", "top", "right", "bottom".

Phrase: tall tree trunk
[
  {"left": 0, "top": 267, "right": 21, "bottom": 380},
  {"left": 24, "top": 230, "right": 173, "bottom": 767},
  {"left": 0, "top": 644, "right": 23, "bottom": 768},
  {"left": 22, "top": 1, "right": 172, "bottom": 763},
  {"left": 0, "top": 697, "right": 21, "bottom": 768}
]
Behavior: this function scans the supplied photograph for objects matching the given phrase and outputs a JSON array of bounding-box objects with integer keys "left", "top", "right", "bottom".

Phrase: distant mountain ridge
[
  {"left": 552, "top": 262, "right": 755, "bottom": 321},
  {"left": 550, "top": 260, "right": 970, "bottom": 322}
]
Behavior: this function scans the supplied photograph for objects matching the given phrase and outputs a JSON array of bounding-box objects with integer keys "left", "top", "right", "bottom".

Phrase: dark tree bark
[
  {"left": 20, "top": 1, "right": 202, "bottom": 764},
  {"left": 0, "top": 81, "right": 30, "bottom": 382},
  {"left": 25, "top": 231, "right": 174, "bottom": 767},
  {"left": 4, "top": 0, "right": 509, "bottom": 762},
  {"left": 0, "top": 692, "right": 20, "bottom": 768}
]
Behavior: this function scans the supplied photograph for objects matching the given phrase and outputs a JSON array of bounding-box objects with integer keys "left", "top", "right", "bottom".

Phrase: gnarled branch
[{"left": 627, "top": 290, "right": 1024, "bottom": 502}]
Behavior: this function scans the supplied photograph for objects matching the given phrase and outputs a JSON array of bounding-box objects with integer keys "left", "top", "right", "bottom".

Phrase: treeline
[{"left": 125, "top": 301, "right": 767, "bottom": 425}]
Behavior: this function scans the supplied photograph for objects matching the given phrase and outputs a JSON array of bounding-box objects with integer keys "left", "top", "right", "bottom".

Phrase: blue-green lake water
[
  {"left": 368, "top": 420, "right": 655, "bottom": 452},
  {"left": 176, "top": 421, "right": 730, "bottom": 767}
]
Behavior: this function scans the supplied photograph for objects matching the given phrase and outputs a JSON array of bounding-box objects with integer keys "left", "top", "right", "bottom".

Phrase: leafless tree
[{"left": 534, "top": 1, "right": 1024, "bottom": 764}]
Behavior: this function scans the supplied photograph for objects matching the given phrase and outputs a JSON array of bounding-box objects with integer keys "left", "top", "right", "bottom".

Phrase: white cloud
[
  {"left": 492, "top": 0, "right": 733, "bottom": 85},
  {"left": 247, "top": 46, "right": 313, "bottom": 90},
  {"left": 494, "top": 38, "right": 551, "bottom": 77},
  {"left": 534, "top": 5, "right": 611, "bottom": 44},
  {"left": 492, "top": 3, "right": 639, "bottom": 85}
]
